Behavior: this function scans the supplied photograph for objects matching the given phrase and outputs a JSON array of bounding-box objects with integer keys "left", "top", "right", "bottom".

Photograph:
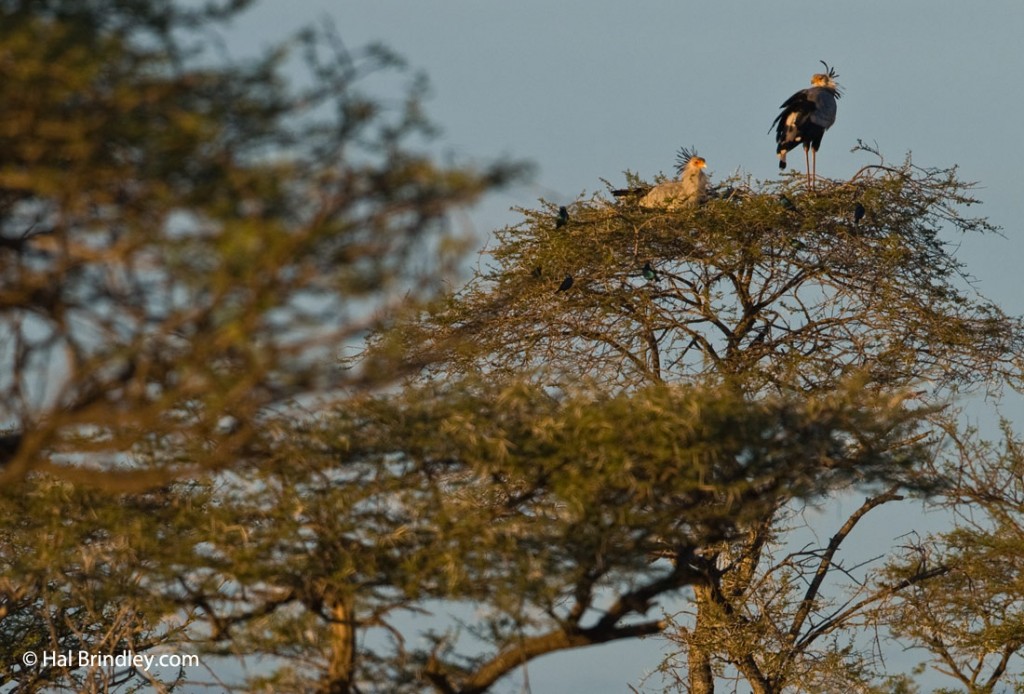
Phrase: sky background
[{"left": 220, "top": 3, "right": 1024, "bottom": 691}]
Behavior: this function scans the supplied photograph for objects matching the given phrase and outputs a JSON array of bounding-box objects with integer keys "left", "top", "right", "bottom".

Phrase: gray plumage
[
  {"left": 638, "top": 148, "right": 709, "bottom": 210},
  {"left": 773, "top": 62, "right": 841, "bottom": 186}
]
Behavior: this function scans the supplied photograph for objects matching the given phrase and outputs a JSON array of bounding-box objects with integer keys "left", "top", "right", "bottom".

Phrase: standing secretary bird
[
  {"left": 772, "top": 62, "right": 841, "bottom": 188},
  {"left": 613, "top": 147, "right": 709, "bottom": 210}
]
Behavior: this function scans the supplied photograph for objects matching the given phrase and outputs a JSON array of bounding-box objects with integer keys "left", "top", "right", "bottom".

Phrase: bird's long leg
[
  {"left": 811, "top": 147, "right": 818, "bottom": 190},
  {"left": 805, "top": 146, "right": 812, "bottom": 189}
]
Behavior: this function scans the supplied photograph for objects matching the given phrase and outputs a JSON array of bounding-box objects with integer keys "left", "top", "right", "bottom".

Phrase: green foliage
[
  {"left": 0, "top": 0, "right": 520, "bottom": 690},
  {"left": 402, "top": 162, "right": 1020, "bottom": 397},
  {"left": 186, "top": 376, "right": 928, "bottom": 691},
  {"left": 362, "top": 149, "right": 1023, "bottom": 691},
  {"left": 881, "top": 424, "right": 1024, "bottom": 693},
  {"left": 0, "top": 0, "right": 520, "bottom": 485},
  {"left": 2, "top": 2, "right": 1022, "bottom": 693},
  {"left": 0, "top": 479, "right": 210, "bottom": 690}
]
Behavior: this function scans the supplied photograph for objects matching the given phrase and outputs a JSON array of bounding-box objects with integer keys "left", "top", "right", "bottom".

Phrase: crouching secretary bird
[
  {"left": 613, "top": 147, "right": 709, "bottom": 210},
  {"left": 772, "top": 62, "right": 841, "bottom": 188}
]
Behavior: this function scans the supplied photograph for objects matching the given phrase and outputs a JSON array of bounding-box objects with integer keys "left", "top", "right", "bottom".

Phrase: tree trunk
[
  {"left": 688, "top": 584, "right": 716, "bottom": 694},
  {"left": 323, "top": 594, "right": 357, "bottom": 694}
]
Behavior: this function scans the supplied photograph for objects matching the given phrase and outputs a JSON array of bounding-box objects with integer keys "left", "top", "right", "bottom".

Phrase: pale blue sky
[
  {"left": 222, "top": 3, "right": 1024, "bottom": 691},
  {"left": 231, "top": 2, "right": 1024, "bottom": 309}
]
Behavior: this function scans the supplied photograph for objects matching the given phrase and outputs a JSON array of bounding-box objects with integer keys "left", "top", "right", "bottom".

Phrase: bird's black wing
[{"left": 770, "top": 88, "right": 815, "bottom": 132}]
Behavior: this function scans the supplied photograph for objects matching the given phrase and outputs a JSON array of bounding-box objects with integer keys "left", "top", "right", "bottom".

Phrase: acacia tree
[
  {"left": 878, "top": 425, "right": 1024, "bottom": 694},
  {"left": 371, "top": 150, "right": 1024, "bottom": 691},
  {"left": 0, "top": 1, "right": 519, "bottom": 690},
  {"left": 3, "top": 3, "right": 1023, "bottom": 693},
  {"left": 181, "top": 375, "right": 927, "bottom": 692}
]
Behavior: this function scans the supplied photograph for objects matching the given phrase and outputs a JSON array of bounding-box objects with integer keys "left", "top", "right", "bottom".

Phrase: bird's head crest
[
  {"left": 675, "top": 147, "right": 705, "bottom": 175},
  {"left": 812, "top": 61, "right": 842, "bottom": 95}
]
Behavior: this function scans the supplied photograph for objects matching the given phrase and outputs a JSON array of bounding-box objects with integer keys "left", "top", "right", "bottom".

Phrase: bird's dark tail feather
[{"left": 611, "top": 187, "right": 648, "bottom": 197}]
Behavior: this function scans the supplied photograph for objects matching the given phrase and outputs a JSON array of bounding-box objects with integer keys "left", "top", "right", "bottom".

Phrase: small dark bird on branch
[
  {"left": 556, "top": 206, "right": 569, "bottom": 228},
  {"left": 0, "top": 431, "right": 22, "bottom": 467},
  {"left": 556, "top": 275, "right": 574, "bottom": 293},
  {"left": 772, "top": 61, "right": 841, "bottom": 188},
  {"left": 642, "top": 261, "right": 658, "bottom": 282},
  {"left": 854, "top": 202, "right": 866, "bottom": 225}
]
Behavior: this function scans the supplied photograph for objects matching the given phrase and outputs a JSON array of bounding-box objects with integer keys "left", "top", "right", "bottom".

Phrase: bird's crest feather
[
  {"left": 675, "top": 146, "right": 700, "bottom": 176},
  {"left": 814, "top": 60, "right": 843, "bottom": 97}
]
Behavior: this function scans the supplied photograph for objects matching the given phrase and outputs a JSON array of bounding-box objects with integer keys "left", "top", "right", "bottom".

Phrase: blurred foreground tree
[
  {"left": 0, "top": 0, "right": 518, "bottom": 486},
  {"left": 198, "top": 375, "right": 929, "bottom": 692},
  {"left": 0, "top": 0, "right": 520, "bottom": 689}
]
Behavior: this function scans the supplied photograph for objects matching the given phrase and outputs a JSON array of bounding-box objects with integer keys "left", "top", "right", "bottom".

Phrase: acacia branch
[
  {"left": 787, "top": 487, "right": 903, "bottom": 646},
  {"left": 428, "top": 561, "right": 699, "bottom": 694},
  {"left": 801, "top": 564, "right": 950, "bottom": 652},
  {"left": 983, "top": 641, "right": 1024, "bottom": 691},
  {"left": 451, "top": 620, "right": 665, "bottom": 694}
]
